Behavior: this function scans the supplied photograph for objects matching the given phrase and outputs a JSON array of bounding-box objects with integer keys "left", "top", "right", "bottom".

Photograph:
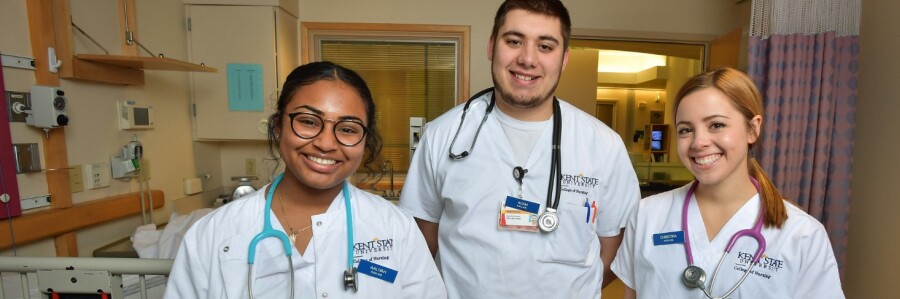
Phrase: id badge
[{"left": 498, "top": 196, "right": 539, "bottom": 232}]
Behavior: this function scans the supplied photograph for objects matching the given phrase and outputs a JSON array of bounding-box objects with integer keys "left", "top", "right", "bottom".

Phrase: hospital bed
[{"left": 0, "top": 257, "right": 171, "bottom": 299}]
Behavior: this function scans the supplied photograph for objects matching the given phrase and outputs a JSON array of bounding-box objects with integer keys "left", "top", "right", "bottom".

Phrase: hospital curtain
[
  {"left": 747, "top": 0, "right": 860, "bottom": 278},
  {"left": 321, "top": 41, "right": 457, "bottom": 173}
]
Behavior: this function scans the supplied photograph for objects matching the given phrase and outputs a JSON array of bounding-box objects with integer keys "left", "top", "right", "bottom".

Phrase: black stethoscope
[{"left": 448, "top": 88, "right": 563, "bottom": 232}]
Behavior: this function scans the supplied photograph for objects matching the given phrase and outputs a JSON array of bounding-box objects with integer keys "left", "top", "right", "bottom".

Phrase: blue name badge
[
  {"left": 652, "top": 231, "right": 685, "bottom": 246},
  {"left": 358, "top": 259, "right": 398, "bottom": 283},
  {"left": 504, "top": 196, "right": 540, "bottom": 214}
]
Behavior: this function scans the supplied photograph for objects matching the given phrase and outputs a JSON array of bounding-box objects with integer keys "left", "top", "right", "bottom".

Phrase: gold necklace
[{"left": 278, "top": 192, "right": 311, "bottom": 244}]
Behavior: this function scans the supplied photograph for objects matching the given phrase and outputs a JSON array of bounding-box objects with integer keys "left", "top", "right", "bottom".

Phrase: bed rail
[{"left": 0, "top": 257, "right": 172, "bottom": 299}]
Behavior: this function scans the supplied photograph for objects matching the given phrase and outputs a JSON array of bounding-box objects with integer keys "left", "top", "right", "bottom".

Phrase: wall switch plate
[
  {"left": 245, "top": 158, "right": 257, "bottom": 176},
  {"left": 20, "top": 195, "right": 50, "bottom": 210},
  {"left": 68, "top": 165, "right": 84, "bottom": 193},
  {"left": 139, "top": 158, "right": 151, "bottom": 181},
  {"left": 5, "top": 91, "right": 29, "bottom": 123}
]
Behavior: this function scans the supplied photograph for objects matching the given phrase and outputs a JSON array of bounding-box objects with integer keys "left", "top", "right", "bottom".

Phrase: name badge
[
  {"left": 504, "top": 196, "right": 539, "bottom": 214},
  {"left": 652, "top": 231, "right": 685, "bottom": 246},
  {"left": 498, "top": 196, "right": 539, "bottom": 232},
  {"left": 358, "top": 259, "right": 398, "bottom": 283}
]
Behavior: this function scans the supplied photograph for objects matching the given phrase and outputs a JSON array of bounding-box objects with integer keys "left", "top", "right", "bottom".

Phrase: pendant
[
  {"left": 288, "top": 232, "right": 297, "bottom": 244},
  {"left": 538, "top": 208, "right": 559, "bottom": 232}
]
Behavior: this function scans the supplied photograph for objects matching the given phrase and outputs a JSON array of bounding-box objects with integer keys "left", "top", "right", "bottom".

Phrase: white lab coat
[
  {"left": 399, "top": 91, "right": 640, "bottom": 299},
  {"left": 611, "top": 184, "right": 845, "bottom": 298},
  {"left": 164, "top": 182, "right": 447, "bottom": 299}
]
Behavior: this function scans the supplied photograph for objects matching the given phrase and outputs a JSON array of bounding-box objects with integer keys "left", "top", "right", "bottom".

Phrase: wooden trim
[
  {"left": 71, "top": 57, "right": 145, "bottom": 85},
  {"left": 26, "top": 0, "right": 60, "bottom": 86},
  {"left": 301, "top": 22, "right": 470, "bottom": 103},
  {"left": 118, "top": 0, "right": 139, "bottom": 56},
  {"left": 51, "top": 0, "right": 74, "bottom": 78},
  {"left": 0, "top": 190, "right": 165, "bottom": 252},
  {"left": 54, "top": 234, "right": 78, "bottom": 257}
]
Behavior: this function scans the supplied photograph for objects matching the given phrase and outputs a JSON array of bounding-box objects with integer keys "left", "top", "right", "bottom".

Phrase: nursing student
[
  {"left": 611, "top": 67, "right": 845, "bottom": 298},
  {"left": 165, "top": 62, "right": 446, "bottom": 298},
  {"left": 399, "top": 1, "right": 640, "bottom": 298}
]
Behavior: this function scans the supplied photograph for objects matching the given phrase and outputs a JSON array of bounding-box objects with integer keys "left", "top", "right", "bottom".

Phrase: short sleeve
[
  {"left": 793, "top": 221, "right": 845, "bottom": 298},
  {"left": 399, "top": 128, "right": 444, "bottom": 223},
  {"left": 594, "top": 133, "right": 641, "bottom": 237},
  {"left": 611, "top": 202, "right": 639, "bottom": 289},
  {"left": 399, "top": 216, "right": 448, "bottom": 299}
]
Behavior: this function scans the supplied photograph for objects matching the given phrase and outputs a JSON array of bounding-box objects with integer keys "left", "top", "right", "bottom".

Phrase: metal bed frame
[{"left": 0, "top": 257, "right": 172, "bottom": 299}]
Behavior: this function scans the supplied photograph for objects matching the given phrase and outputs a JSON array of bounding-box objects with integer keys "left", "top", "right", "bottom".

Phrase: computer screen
[{"left": 651, "top": 130, "right": 663, "bottom": 141}]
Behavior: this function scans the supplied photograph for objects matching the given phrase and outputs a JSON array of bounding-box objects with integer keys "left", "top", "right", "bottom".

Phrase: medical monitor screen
[
  {"left": 651, "top": 140, "right": 662, "bottom": 151},
  {"left": 651, "top": 130, "right": 663, "bottom": 141}
]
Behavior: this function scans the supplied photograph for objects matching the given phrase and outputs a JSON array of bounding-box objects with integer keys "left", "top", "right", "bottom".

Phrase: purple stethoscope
[{"left": 681, "top": 178, "right": 766, "bottom": 299}]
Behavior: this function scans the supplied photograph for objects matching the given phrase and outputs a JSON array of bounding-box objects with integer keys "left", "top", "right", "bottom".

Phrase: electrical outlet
[
  {"left": 69, "top": 165, "right": 84, "bottom": 193},
  {"left": 83, "top": 162, "right": 111, "bottom": 189},
  {"left": 5, "top": 91, "right": 29, "bottom": 123},
  {"left": 245, "top": 158, "right": 257, "bottom": 176}
]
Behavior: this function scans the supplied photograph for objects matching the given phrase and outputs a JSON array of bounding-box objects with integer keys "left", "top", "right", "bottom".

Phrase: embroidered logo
[{"left": 354, "top": 238, "right": 394, "bottom": 262}]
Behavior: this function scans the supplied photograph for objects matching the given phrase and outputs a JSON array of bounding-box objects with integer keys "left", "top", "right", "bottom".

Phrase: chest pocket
[
  {"left": 539, "top": 200, "right": 598, "bottom": 266},
  {"left": 220, "top": 234, "right": 294, "bottom": 298}
]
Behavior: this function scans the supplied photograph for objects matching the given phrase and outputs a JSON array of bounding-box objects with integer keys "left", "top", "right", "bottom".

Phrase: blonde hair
[{"left": 674, "top": 67, "right": 788, "bottom": 228}]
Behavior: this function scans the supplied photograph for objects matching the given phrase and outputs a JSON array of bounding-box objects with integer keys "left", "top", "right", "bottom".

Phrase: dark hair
[
  {"left": 491, "top": 0, "right": 572, "bottom": 48},
  {"left": 673, "top": 67, "right": 788, "bottom": 228},
  {"left": 267, "top": 61, "right": 383, "bottom": 179}
]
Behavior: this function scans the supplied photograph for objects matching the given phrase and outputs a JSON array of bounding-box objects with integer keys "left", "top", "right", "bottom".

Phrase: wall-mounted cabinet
[{"left": 185, "top": 1, "right": 297, "bottom": 140}]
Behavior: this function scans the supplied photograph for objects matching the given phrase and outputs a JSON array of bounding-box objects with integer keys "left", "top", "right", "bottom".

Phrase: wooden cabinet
[
  {"left": 185, "top": 2, "right": 297, "bottom": 140},
  {"left": 644, "top": 124, "right": 670, "bottom": 162}
]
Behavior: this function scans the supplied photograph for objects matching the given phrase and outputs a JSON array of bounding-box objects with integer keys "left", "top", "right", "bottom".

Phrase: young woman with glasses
[{"left": 166, "top": 61, "right": 446, "bottom": 299}]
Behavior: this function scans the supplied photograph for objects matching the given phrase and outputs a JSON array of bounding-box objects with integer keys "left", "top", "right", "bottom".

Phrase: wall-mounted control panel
[
  {"left": 26, "top": 85, "right": 69, "bottom": 129},
  {"left": 118, "top": 100, "right": 154, "bottom": 130}
]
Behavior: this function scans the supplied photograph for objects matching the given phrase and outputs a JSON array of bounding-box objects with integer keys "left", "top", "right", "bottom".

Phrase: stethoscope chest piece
[
  {"left": 538, "top": 208, "right": 559, "bottom": 232},
  {"left": 682, "top": 265, "right": 707, "bottom": 289},
  {"left": 343, "top": 267, "right": 359, "bottom": 292}
]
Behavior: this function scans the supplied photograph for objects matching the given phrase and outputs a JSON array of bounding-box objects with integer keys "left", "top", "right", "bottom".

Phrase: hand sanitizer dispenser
[{"left": 409, "top": 117, "right": 426, "bottom": 160}]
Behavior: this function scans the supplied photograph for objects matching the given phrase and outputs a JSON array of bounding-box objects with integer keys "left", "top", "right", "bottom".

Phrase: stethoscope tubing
[
  {"left": 681, "top": 177, "right": 766, "bottom": 298},
  {"left": 450, "top": 88, "right": 564, "bottom": 215},
  {"left": 247, "top": 173, "right": 355, "bottom": 298}
]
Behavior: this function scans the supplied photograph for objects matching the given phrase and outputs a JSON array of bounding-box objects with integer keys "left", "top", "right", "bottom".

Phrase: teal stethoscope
[{"left": 247, "top": 172, "right": 357, "bottom": 298}]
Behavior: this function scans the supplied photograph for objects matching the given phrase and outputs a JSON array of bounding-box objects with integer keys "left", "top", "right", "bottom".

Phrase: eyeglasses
[{"left": 288, "top": 112, "right": 368, "bottom": 147}]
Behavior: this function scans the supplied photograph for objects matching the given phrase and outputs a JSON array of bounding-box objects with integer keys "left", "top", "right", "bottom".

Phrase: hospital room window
[{"left": 304, "top": 23, "right": 470, "bottom": 174}]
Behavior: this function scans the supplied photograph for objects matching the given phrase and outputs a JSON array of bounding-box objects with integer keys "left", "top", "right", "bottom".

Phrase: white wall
[{"left": 846, "top": 0, "right": 900, "bottom": 296}]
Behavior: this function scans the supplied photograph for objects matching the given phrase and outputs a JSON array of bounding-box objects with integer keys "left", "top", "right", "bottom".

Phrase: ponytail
[{"left": 748, "top": 157, "right": 788, "bottom": 228}]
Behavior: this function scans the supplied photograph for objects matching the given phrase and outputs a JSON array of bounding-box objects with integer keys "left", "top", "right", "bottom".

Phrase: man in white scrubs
[{"left": 399, "top": 1, "right": 640, "bottom": 298}]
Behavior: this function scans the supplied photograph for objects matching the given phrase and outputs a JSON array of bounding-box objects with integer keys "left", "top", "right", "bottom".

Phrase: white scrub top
[
  {"left": 165, "top": 182, "right": 447, "bottom": 299},
  {"left": 611, "top": 184, "right": 845, "bottom": 298},
  {"left": 399, "top": 91, "right": 640, "bottom": 299}
]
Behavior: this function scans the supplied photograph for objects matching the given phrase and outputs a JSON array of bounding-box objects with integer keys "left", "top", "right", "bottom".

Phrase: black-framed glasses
[{"left": 288, "top": 112, "right": 368, "bottom": 147}]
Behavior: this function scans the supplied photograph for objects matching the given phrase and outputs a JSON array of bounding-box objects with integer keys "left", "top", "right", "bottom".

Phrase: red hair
[{"left": 674, "top": 67, "right": 788, "bottom": 228}]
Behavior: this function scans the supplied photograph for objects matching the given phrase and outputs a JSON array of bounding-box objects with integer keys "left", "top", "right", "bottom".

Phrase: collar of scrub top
[
  {"left": 448, "top": 87, "right": 496, "bottom": 160},
  {"left": 681, "top": 177, "right": 766, "bottom": 298},
  {"left": 247, "top": 172, "right": 357, "bottom": 298}
]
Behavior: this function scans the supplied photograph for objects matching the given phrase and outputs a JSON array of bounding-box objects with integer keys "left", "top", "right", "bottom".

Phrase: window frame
[{"left": 301, "top": 22, "right": 470, "bottom": 104}]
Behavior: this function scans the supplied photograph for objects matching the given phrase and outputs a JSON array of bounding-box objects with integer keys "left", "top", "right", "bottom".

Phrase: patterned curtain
[{"left": 747, "top": 0, "right": 860, "bottom": 278}]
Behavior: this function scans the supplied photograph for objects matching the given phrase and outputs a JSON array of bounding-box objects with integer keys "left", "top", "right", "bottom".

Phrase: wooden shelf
[{"left": 77, "top": 54, "right": 217, "bottom": 72}]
